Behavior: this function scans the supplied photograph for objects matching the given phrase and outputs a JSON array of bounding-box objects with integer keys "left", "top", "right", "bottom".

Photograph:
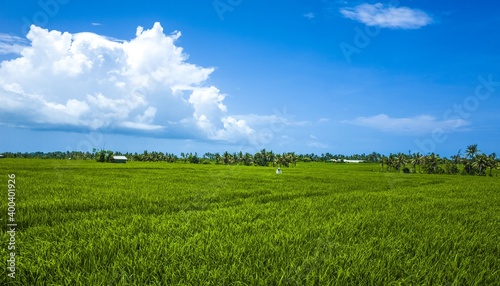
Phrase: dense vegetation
[
  {"left": 0, "top": 159, "right": 499, "bottom": 285},
  {"left": 1, "top": 148, "right": 375, "bottom": 163},
  {"left": 2, "top": 144, "right": 498, "bottom": 176}
]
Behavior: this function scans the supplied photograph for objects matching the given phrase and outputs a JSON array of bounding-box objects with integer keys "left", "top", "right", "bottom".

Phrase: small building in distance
[
  {"left": 344, "top": 160, "right": 365, "bottom": 163},
  {"left": 329, "top": 159, "right": 365, "bottom": 163},
  {"left": 112, "top": 155, "right": 128, "bottom": 163},
  {"left": 0, "top": 154, "right": 4, "bottom": 159}
]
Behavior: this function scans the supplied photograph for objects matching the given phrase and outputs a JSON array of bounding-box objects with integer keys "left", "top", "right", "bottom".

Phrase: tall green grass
[{"left": 1, "top": 159, "right": 499, "bottom": 285}]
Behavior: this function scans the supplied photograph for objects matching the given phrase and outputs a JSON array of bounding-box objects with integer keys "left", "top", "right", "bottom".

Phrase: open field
[{"left": 1, "top": 159, "right": 499, "bottom": 285}]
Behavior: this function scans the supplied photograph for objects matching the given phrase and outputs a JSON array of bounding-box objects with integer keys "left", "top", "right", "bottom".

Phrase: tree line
[
  {"left": 1, "top": 144, "right": 498, "bottom": 176},
  {"left": 0, "top": 149, "right": 383, "bottom": 164},
  {"left": 381, "top": 144, "right": 498, "bottom": 176}
]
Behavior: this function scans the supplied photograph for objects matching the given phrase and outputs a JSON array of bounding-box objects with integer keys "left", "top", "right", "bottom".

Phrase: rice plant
[{"left": 0, "top": 159, "right": 499, "bottom": 285}]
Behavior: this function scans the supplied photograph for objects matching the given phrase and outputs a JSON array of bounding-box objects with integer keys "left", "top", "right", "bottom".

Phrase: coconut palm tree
[
  {"left": 422, "top": 153, "right": 442, "bottom": 174},
  {"left": 267, "top": 150, "right": 275, "bottom": 167},
  {"left": 288, "top": 152, "right": 297, "bottom": 167},
  {"left": 275, "top": 154, "right": 284, "bottom": 167},
  {"left": 380, "top": 155, "right": 386, "bottom": 171},
  {"left": 444, "top": 150, "right": 461, "bottom": 174},
  {"left": 278, "top": 153, "right": 290, "bottom": 167},
  {"left": 243, "top": 152, "right": 253, "bottom": 166},
  {"left": 487, "top": 153, "right": 498, "bottom": 176},
  {"left": 465, "top": 144, "right": 480, "bottom": 160},
  {"left": 473, "top": 154, "right": 489, "bottom": 176},
  {"left": 222, "top": 151, "right": 231, "bottom": 165},
  {"left": 463, "top": 145, "right": 480, "bottom": 175},
  {"left": 396, "top": 153, "right": 407, "bottom": 172},
  {"left": 253, "top": 149, "right": 268, "bottom": 166},
  {"left": 387, "top": 154, "right": 396, "bottom": 171},
  {"left": 410, "top": 153, "right": 424, "bottom": 173},
  {"left": 237, "top": 151, "right": 244, "bottom": 165},
  {"left": 214, "top": 153, "right": 221, "bottom": 164}
]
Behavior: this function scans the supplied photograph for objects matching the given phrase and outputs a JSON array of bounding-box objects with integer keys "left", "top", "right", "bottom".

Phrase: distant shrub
[{"left": 403, "top": 167, "right": 410, "bottom": 174}]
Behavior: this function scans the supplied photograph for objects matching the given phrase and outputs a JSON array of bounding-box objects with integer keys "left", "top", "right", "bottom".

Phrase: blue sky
[{"left": 0, "top": 0, "right": 499, "bottom": 157}]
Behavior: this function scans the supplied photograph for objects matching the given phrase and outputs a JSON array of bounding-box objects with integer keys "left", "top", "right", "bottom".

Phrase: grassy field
[{"left": 1, "top": 159, "right": 499, "bottom": 285}]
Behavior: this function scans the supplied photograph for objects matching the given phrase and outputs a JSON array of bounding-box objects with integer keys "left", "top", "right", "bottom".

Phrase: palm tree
[
  {"left": 387, "top": 154, "right": 397, "bottom": 172},
  {"left": 203, "top": 152, "right": 213, "bottom": 161},
  {"left": 288, "top": 152, "right": 297, "bottom": 167},
  {"left": 96, "top": 150, "right": 106, "bottom": 162},
  {"left": 214, "top": 153, "right": 221, "bottom": 164},
  {"left": 417, "top": 153, "right": 424, "bottom": 173},
  {"left": 188, "top": 152, "right": 200, "bottom": 164},
  {"left": 165, "top": 153, "right": 177, "bottom": 163},
  {"left": 473, "top": 154, "right": 489, "bottom": 176},
  {"left": 276, "top": 153, "right": 289, "bottom": 167},
  {"left": 487, "top": 153, "right": 498, "bottom": 176},
  {"left": 267, "top": 150, "right": 275, "bottom": 167},
  {"left": 222, "top": 151, "right": 231, "bottom": 165},
  {"left": 243, "top": 153, "right": 253, "bottom": 166},
  {"left": 448, "top": 150, "right": 461, "bottom": 174},
  {"left": 410, "top": 153, "right": 424, "bottom": 173},
  {"left": 422, "top": 153, "right": 442, "bottom": 174},
  {"left": 380, "top": 155, "right": 386, "bottom": 171},
  {"left": 284, "top": 152, "right": 291, "bottom": 166},
  {"left": 463, "top": 145, "right": 480, "bottom": 175},
  {"left": 238, "top": 151, "right": 244, "bottom": 165},
  {"left": 275, "top": 154, "right": 283, "bottom": 167},
  {"left": 260, "top": 149, "right": 268, "bottom": 166},
  {"left": 396, "top": 153, "right": 407, "bottom": 172},
  {"left": 253, "top": 149, "right": 268, "bottom": 166},
  {"left": 465, "top": 144, "right": 480, "bottom": 160}
]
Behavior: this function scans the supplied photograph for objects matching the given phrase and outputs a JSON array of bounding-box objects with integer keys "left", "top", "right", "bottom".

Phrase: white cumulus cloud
[
  {"left": 340, "top": 3, "right": 432, "bottom": 29},
  {"left": 343, "top": 114, "right": 469, "bottom": 135},
  {"left": 0, "top": 23, "right": 256, "bottom": 142}
]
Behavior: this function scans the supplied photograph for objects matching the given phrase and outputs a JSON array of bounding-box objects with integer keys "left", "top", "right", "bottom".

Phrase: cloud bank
[
  {"left": 343, "top": 114, "right": 469, "bottom": 135},
  {"left": 340, "top": 3, "right": 432, "bottom": 29},
  {"left": 0, "top": 34, "right": 28, "bottom": 55},
  {"left": 0, "top": 23, "right": 256, "bottom": 142}
]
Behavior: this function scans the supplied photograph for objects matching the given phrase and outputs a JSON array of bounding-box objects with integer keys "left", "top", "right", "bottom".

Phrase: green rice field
[{"left": 1, "top": 159, "right": 499, "bottom": 285}]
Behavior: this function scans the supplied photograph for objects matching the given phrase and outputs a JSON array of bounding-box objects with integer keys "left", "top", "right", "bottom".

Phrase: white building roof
[{"left": 113, "top": 156, "right": 128, "bottom": 160}]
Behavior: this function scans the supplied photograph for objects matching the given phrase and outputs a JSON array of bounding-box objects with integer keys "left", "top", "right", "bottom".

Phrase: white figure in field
[{"left": 276, "top": 168, "right": 282, "bottom": 174}]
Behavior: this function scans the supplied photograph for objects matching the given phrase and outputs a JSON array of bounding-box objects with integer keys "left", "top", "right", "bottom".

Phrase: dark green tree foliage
[{"left": 1, "top": 144, "right": 498, "bottom": 176}]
